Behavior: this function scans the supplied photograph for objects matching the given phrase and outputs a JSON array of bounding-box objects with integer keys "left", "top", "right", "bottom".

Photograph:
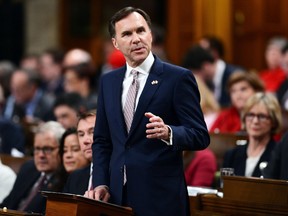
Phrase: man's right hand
[{"left": 84, "top": 185, "right": 110, "bottom": 202}]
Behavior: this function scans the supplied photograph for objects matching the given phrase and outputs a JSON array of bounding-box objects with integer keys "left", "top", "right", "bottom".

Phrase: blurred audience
[
  {"left": 194, "top": 76, "right": 220, "bottom": 130},
  {"left": 59, "top": 127, "right": 89, "bottom": 173},
  {"left": 39, "top": 48, "right": 65, "bottom": 96},
  {"left": 2, "top": 68, "right": 54, "bottom": 123},
  {"left": 184, "top": 149, "right": 217, "bottom": 187},
  {"left": 259, "top": 36, "right": 287, "bottom": 92},
  {"left": 276, "top": 43, "right": 288, "bottom": 111},
  {"left": 20, "top": 53, "right": 40, "bottom": 72},
  {"left": 53, "top": 92, "right": 86, "bottom": 129},
  {"left": 63, "top": 63, "right": 97, "bottom": 110},
  {"left": 223, "top": 92, "right": 282, "bottom": 177},
  {"left": 199, "top": 35, "right": 243, "bottom": 107},
  {"left": 63, "top": 110, "right": 96, "bottom": 195},
  {"left": 151, "top": 25, "right": 168, "bottom": 61},
  {"left": 0, "top": 121, "right": 66, "bottom": 213},
  {"left": 0, "top": 157, "right": 16, "bottom": 204},
  {"left": 210, "top": 71, "right": 264, "bottom": 133},
  {"left": 0, "top": 118, "right": 25, "bottom": 156},
  {"left": 0, "top": 61, "right": 15, "bottom": 102},
  {"left": 264, "top": 131, "right": 288, "bottom": 180}
]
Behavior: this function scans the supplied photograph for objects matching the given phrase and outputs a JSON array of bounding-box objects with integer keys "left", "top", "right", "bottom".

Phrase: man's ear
[{"left": 112, "top": 38, "right": 119, "bottom": 50}]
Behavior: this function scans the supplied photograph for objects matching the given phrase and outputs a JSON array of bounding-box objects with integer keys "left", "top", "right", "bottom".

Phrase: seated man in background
[
  {"left": 2, "top": 68, "right": 55, "bottom": 123},
  {"left": 63, "top": 110, "right": 96, "bottom": 195},
  {"left": 0, "top": 121, "right": 66, "bottom": 213},
  {"left": 53, "top": 92, "right": 87, "bottom": 129}
]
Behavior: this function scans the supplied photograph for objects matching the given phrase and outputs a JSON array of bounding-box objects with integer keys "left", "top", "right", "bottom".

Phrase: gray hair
[{"left": 35, "top": 121, "right": 65, "bottom": 145}]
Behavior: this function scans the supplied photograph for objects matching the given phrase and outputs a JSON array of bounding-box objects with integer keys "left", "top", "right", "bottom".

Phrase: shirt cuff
[{"left": 161, "top": 125, "right": 173, "bottom": 145}]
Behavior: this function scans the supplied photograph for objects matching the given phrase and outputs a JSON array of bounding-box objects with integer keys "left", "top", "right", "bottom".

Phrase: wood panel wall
[{"left": 59, "top": 0, "right": 288, "bottom": 71}]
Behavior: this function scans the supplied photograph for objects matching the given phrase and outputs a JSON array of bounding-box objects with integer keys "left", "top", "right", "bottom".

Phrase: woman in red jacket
[{"left": 210, "top": 71, "right": 265, "bottom": 134}]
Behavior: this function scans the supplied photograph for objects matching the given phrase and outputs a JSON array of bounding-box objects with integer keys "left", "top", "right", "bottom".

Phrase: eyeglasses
[
  {"left": 34, "top": 146, "right": 58, "bottom": 155},
  {"left": 245, "top": 112, "right": 271, "bottom": 122}
]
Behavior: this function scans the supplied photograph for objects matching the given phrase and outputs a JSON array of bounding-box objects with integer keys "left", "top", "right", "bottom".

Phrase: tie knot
[{"left": 131, "top": 69, "right": 139, "bottom": 78}]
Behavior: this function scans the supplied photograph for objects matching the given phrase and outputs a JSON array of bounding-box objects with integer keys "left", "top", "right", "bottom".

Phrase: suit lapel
[
  {"left": 112, "top": 68, "right": 127, "bottom": 136},
  {"left": 129, "top": 58, "right": 163, "bottom": 135}
]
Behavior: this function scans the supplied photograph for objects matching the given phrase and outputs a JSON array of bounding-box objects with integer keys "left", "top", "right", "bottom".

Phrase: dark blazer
[
  {"left": 0, "top": 118, "right": 25, "bottom": 154},
  {"left": 3, "top": 90, "right": 55, "bottom": 122},
  {"left": 219, "top": 63, "right": 242, "bottom": 108},
  {"left": 264, "top": 133, "right": 288, "bottom": 180},
  {"left": 0, "top": 160, "right": 65, "bottom": 214},
  {"left": 92, "top": 56, "right": 210, "bottom": 216},
  {"left": 223, "top": 139, "right": 276, "bottom": 177},
  {"left": 63, "top": 164, "right": 90, "bottom": 195}
]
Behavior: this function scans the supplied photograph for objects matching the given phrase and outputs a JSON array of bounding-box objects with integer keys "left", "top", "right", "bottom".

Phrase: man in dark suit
[
  {"left": 2, "top": 68, "right": 55, "bottom": 123},
  {"left": 85, "top": 7, "right": 210, "bottom": 216},
  {"left": 264, "top": 132, "right": 288, "bottom": 180},
  {"left": 63, "top": 110, "right": 96, "bottom": 194},
  {"left": 199, "top": 35, "right": 243, "bottom": 108},
  {"left": 0, "top": 121, "right": 66, "bottom": 213}
]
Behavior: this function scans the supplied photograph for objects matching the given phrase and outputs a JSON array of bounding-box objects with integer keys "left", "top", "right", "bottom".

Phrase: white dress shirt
[{"left": 121, "top": 52, "right": 154, "bottom": 110}]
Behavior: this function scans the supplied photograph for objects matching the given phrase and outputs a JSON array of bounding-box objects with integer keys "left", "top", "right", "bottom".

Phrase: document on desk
[{"left": 187, "top": 186, "right": 219, "bottom": 197}]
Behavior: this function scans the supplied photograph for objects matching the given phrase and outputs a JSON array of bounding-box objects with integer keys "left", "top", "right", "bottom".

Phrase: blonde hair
[
  {"left": 241, "top": 92, "right": 282, "bottom": 134},
  {"left": 195, "top": 75, "right": 220, "bottom": 114}
]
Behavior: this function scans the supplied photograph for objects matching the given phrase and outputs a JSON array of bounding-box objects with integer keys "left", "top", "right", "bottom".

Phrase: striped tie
[{"left": 123, "top": 69, "right": 139, "bottom": 132}]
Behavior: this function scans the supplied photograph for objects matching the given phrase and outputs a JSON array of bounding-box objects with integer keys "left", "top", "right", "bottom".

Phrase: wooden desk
[
  {"left": 42, "top": 191, "right": 134, "bottom": 216},
  {"left": 209, "top": 133, "right": 248, "bottom": 169},
  {"left": 0, "top": 208, "right": 41, "bottom": 216},
  {"left": 190, "top": 176, "right": 288, "bottom": 216}
]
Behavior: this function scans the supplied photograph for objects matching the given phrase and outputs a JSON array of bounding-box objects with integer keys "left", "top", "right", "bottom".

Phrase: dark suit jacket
[
  {"left": 0, "top": 118, "right": 25, "bottom": 154},
  {"left": 63, "top": 164, "right": 90, "bottom": 195},
  {"left": 92, "top": 56, "right": 210, "bottom": 216},
  {"left": 3, "top": 90, "right": 55, "bottom": 122},
  {"left": 264, "top": 133, "right": 288, "bottom": 180},
  {"left": 0, "top": 160, "right": 65, "bottom": 214},
  {"left": 223, "top": 139, "right": 276, "bottom": 177}
]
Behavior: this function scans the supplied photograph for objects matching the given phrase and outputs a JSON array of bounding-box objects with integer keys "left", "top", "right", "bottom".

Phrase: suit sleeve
[
  {"left": 169, "top": 70, "right": 210, "bottom": 151},
  {"left": 92, "top": 77, "right": 113, "bottom": 188}
]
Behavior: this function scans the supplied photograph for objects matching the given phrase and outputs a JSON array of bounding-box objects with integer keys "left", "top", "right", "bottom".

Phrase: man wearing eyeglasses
[{"left": 0, "top": 121, "right": 65, "bottom": 214}]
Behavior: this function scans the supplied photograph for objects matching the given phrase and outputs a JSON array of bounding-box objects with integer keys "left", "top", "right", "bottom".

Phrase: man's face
[
  {"left": 112, "top": 12, "right": 153, "bottom": 68},
  {"left": 54, "top": 105, "right": 78, "bottom": 129},
  {"left": 63, "top": 70, "right": 83, "bottom": 94},
  {"left": 33, "top": 132, "right": 61, "bottom": 173},
  {"left": 77, "top": 116, "right": 96, "bottom": 161},
  {"left": 11, "top": 71, "right": 34, "bottom": 104}
]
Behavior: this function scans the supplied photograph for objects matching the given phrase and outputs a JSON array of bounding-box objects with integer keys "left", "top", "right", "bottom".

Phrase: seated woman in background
[
  {"left": 59, "top": 128, "right": 89, "bottom": 173},
  {"left": 210, "top": 71, "right": 265, "bottom": 133},
  {"left": 194, "top": 75, "right": 220, "bottom": 130},
  {"left": 223, "top": 92, "right": 282, "bottom": 177},
  {"left": 184, "top": 149, "right": 217, "bottom": 187}
]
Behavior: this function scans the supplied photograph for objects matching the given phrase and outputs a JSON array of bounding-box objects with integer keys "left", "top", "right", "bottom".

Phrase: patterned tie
[
  {"left": 18, "top": 174, "right": 47, "bottom": 211},
  {"left": 123, "top": 69, "right": 139, "bottom": 132}
]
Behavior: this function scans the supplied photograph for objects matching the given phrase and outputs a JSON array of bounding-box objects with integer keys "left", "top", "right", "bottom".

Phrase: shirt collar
[{"left": 126, "top": 52, "right": 155, "bottom": 77}]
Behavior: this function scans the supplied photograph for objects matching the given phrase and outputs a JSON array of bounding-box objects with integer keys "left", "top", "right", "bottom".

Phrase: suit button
[{"left": 126, "top": 145, "right": 131, "bottom": 149}]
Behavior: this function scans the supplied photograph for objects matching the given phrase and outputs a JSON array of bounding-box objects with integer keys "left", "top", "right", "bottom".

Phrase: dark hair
[
  {"left": 182, "top": 45, "right": 215, "bottom": 70},
  {"left": 282, "top": 43, "right": 288, "bottom": 54},
  {"left": 63, "top": 62, "right": 93, "bottom": 80},
  {"left": 53, "top": 92, "right": 86, "bottom": 113},
  {"left": 108, "top": 7, "right": 152, "bottom": 38},
  {"left": 14, "top": 68, "right": 42, "bottom": 87},
  {"left": 77, "top": 109, "right": 96, "bottom": 127},
  {"left": 59, "top": 127, "right": 77, "bottom": 159},
  {"left": 201, "top": 35, "right": 225, "bottom": 58},
  {"left": 42, "top": 48, "right": 65, "bottom": 65},
  {"left": 227, "top": 71, "right": 265, "bottom": 92}
]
